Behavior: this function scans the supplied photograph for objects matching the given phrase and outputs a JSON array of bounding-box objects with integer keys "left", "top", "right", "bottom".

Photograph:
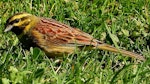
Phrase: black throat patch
[{"left": 11, "top": 26, "right": 24, "bottom": 35}]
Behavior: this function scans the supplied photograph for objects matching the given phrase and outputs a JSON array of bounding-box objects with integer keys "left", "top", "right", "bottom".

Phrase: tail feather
[{"left": 97, "top": 44, "right": 145, "bottom": 61}]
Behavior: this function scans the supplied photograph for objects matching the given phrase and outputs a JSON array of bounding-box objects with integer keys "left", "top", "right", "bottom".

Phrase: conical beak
[{"left": 4, "top": 25, "right": 13, "bottom": 32}]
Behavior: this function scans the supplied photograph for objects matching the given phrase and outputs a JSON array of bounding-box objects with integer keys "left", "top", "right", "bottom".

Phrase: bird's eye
[
  {"left": 10, "top": 19, "right": 20, "bottom": 24},
  {"left": 13, "top": 19, "right": 20, "bottom": 23}
]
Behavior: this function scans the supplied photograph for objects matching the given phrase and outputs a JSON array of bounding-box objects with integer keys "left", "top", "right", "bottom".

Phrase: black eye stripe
[
  {"left": 8, "top": 16, "right": 29, "bottom": 25},
  {"left": 20, "top": 16, "right": 29, "bottom": 21},
  {"left": 9, "top": 19, "right": 20, "bottom": 25}
]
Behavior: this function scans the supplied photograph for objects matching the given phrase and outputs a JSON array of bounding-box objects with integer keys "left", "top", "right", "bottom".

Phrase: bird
[{"left": 4, "top": 12, "right": 145, "bottom": 61}]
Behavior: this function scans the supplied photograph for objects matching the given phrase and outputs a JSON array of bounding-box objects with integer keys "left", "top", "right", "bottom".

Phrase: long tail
[{"left": 96, "top": 44, "right": 145, "bottom": 61}]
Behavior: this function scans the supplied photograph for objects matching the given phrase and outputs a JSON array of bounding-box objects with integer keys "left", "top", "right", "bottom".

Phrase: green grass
[{"left": 0, "top": 0, "right": 150, "bottom": 84}]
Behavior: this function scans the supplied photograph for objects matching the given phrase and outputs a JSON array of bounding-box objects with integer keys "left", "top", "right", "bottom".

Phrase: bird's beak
[{"left": 4, "top": 25, "right": 13, "bottom": 32}]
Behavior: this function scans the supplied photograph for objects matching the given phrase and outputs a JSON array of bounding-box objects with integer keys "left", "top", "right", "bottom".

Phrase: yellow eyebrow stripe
[{"left": 9, "top": 13, "right": 31, "bottom": 22}]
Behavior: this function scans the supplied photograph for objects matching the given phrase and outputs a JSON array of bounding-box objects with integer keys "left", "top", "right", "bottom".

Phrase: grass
[{"left": 0, "top": 0, "right": 150, "bottom": 84}]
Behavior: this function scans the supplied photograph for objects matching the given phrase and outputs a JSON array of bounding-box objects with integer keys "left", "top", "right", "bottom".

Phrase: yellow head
[{"left": 4, "top": 13, "right": 39, "bottom": 35}]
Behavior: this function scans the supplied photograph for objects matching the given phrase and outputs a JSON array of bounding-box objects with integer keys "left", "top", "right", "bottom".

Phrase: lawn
[{"left": 0, "top": 0, "right": 150, "bottom": 84}]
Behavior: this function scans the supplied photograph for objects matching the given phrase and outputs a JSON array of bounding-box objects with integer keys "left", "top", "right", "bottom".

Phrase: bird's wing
[{"left": 32, "top": 18, "right": 100, "bottom": 47}]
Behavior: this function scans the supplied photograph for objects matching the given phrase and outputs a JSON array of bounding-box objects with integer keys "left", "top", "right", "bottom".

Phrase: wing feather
[{"left": 33, "top": 18, "right": 99, "bottom": 46}]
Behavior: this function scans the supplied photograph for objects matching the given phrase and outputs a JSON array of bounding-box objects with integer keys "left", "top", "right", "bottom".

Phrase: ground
[{"left": 0, "top": 0, "right": 150, "bottom": 84}]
